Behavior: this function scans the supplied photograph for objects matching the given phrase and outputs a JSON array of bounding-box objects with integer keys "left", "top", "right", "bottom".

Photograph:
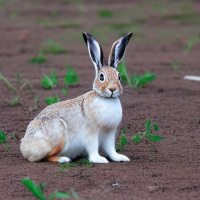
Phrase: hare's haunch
[{"left": 20, "top": 32, "right": 132, "bottom": 163}]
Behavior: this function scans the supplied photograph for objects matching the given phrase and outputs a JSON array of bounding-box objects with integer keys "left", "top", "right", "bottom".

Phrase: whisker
[
  {"left": 120, "top": 94, "right": 132, "bottom": 106},
  {"left": 123, "top": 90, "right": 138, "bottom": 95}
]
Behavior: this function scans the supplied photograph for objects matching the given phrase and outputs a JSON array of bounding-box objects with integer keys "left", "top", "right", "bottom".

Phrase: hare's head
[{"left": 83, "top": 32, "right": 132, "bottom": 98}]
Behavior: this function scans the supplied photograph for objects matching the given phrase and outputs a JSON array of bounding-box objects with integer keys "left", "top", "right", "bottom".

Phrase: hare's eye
[
  {"left": 99, "top": 73, "right": 104, "bottom": 82},
  {"left": 118, "top": 73, "right": 121, "bottom": 81}
]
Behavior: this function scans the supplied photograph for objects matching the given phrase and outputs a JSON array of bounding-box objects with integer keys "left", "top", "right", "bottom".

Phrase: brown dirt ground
[{"left": 0, "top": 0, "right": 200, "bottom": 199}]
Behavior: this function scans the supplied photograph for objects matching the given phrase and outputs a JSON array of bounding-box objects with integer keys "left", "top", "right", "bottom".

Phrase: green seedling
[
  {"left": 22, "top": 178, "right": 47, "bottom": 200},
  {"left": 22, "top": 178, "right": 78, "bottom": 200},
  {"left": 64, "top": 66, "right": 79, "bottom": 87},
  {"left": 118, "top": 62, "right": 157, "bottom": 87},
  {"left": 45, "top": 97, "right": 59, "bottom": 105},
  {"left": 99, "top": 9, "right": 114, "bottom": 18},
  {"left": 20, "top": 81, "right": 33, "bottom": 91},
  {"left": 6, "top": 146, "right": 10, "bottom": 151},
  {"left": 11, "top": 96, "right": 20, "bottom": 106},
  {"left": 33, "top": 95, "right": 40, "bottom": 110},
  {"left": 42, "top": 70, "right": 57, "bottom": 89},
  {"left": 132, "top": 72, "right": 157, "bottom": 87},
  {"left": 0, "top": 131, "right": 6, "bottom": 143},
  {"left": 116, "top": 129, "right": 128, "bottom": 151},
  {"left": 11, "top": 134, "right": 16, "bottom": 140},
  {"left": 51, "top": 11, "right": 59, "bottom": 17},
  {"left": 132, "top": 120, "right": 163, "bottom": 148},
  {"left": 29, "top": 53, "right": 47, "bottom": 64},
  {"left": 58, "top": 158, "right": 93, "bottom": 173},
  {"left": 29, "top": 95, "right": 40, "bottom": 114},
  {"left": 171, "top": 61, "right": 181, "bottom": 73},
  {"left": 184, "top": 36, "right": 200, "bottom": 55},
  {"left": 41, "top": 40, "right": 68, "bottom": 54},
  {"left": 10, "top": 11, "right": 20, "bottom": 20},
  {"left": 0, "top": 73, "right": 22, "bottom": 106},
  {"left": 62, "top": 88, "right": 68, "bottom": 96},
  {"left": 0, "top": 73, "right": 17, "bottom": 94}
]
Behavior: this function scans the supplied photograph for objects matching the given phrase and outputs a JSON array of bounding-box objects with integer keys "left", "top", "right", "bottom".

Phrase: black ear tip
[
  {"left": 126, "top": 32, "right": 133, "bottom": 39},
  {"left": 82, "top": 32, "right": 88, "bottom": 44}
]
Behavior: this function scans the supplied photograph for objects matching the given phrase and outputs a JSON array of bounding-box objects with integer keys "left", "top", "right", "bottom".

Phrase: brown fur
[{"left": 46, "top": 156, "right": 62, "bottom": 162}]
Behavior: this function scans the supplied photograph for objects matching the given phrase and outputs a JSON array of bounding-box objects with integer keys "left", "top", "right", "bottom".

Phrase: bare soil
[{"left": 0, "top": 0, "right": 200, "bottom": 199}]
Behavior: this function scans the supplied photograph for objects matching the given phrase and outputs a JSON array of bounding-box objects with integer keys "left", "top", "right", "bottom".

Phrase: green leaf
[
  {"left": 120, "top": 128, "right": 127, "bottom": 134},
  {"left": 77, "top": 158, "right": 93, "bottom": 167},
  {"left": 146, "top": 119, "right": 150, "bottom": 133},
  {"left": 64, "top": 66, "right": 79, "bottom": 87},
  {"left": 118, "top": 62, "right": 132, "bottom": 86},
  {"left": 0, "top": 73, "right": 17, "bottom": 94},
  {"left": 62, "top": 88, "right": 68, "bottom": 96},
  {"left": 49, "top": 191, "right": 70, "bottom": 200},
  {"left": 41, "top": 40, "right": 68, "bottom": 54},
  {"left": 116, "top": 134, "right": 127, "bottom": 151},
  {"left": 42, "top": 70, "right": 57, "bottom": 89},
  {"left": 11, "top": 96, "right": 20, "bottom": 106},
  {"left": 0, "top": 131, "right": 6, "bottom": 143},
  {"left": 29, "top": 53, "right": 47, "bottom": 64},
  {"left": 152, "top": 123, "right": 159, "bottom": 131},
  {"left": 71, "top": 189, "right": 78, "bottom": 200},
  {"left": 185, "top": 37, "right": 200, "bottom": 55},
  {"left": 45, "top": 97, "right": 59, "bottom": 105},
  {"left": 134, "top": 73, "right": 157, "bottom": 87},
  {"left": 6, "top": 146, "right": 10, "bottom": 151},
  {"left": 132, "top": 134, "right": 142, "bottom": 144},
  {"left": 22, "top": 178, "right": 46, "bottom": 200},
  {"left": 99, "top": 9, "right": 114, "bottom": 18},
  {"left": 146, "top": 134, "right": 163, "bottom": 142}
]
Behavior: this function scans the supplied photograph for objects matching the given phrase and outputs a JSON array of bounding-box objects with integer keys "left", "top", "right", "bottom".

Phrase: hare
[{"left": 20, "top": 32, "right": 132, "bottom": 163}]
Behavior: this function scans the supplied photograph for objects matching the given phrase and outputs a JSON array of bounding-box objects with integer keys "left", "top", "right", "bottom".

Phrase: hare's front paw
[
  {"left": 89, "top": 155, "right": 109, "bottom": 163},
  {"left": 59, "top": 157, "right": 71, "bottom": 164},
  {"left": 110, "top": 153, "right": 130, "bottom": 162}
]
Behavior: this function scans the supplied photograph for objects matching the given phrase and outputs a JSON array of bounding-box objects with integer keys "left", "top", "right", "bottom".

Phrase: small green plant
[
  {"left": 58, "top": 158, "right": 93, "bottom": 173},
  {"left": 0, "top": 73, "right": 17, "bottom": 94},
  {"left": 62, "top": 88, "right": 68, "bottom": 96},
  {"left": 10, "top": 11, "right": 20, "bottom": 20},
  {"left": 28, "top": 95, "right": 40, "bottom": 114},
  {"left": 42, "top": 70, "right": 57, "bottom": 89},
  {"left": 118, "top": 62, "right": 157, "bottom": 87},
  {"left": 64, "top": 66, "right": 79, "bottom": 87},
  {"left": 116, "top": 129, "right": 128, "bottom": 151},
  {"left": 33, "top": 95, "right": 40, "bottom": 110},
  {"left": 45, "top": 97, "right": 59, "bottom": 105},
  {"left": 6, "top": 146, "right": 10, "bottom": 151},
  {"left": 171, "top": 61, "right": 181, "bottom": 73},
  {"left": 99, "top": 9, "right": 114, "bottom": 18},
  {"left": 22, "top": 178, "right": 78, "bottom": 200},
  {"left": 0, "top": 131, "right": 6, "bottom": 143},
  {"left": 11, "top": 134, "right": 16, "bottom": 140},
  {"left": 42, "top": 70, "right": 59, "bottom": 105},
  {"left": 0, "top": 73, "right": 22, "bottom": 105},
  {"left": 29, "top": 53, "right": 47, "bottom": 64},
  {"left": 184, "top": 36, "right": 200, "bottom": 55},
  {"left": 132, "top": 120, "right": 163, "bottom": 146},
  {"left": 11, "top": 96, "right": 20, "bottom": 106},
  {"left": 41, "top": 40, "right": 68, "bottom": 54}
]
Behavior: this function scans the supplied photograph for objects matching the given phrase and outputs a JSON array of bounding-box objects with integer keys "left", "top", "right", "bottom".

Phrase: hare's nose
[{"left": 108, "top": 87, "right": 117, "bottom": 93}]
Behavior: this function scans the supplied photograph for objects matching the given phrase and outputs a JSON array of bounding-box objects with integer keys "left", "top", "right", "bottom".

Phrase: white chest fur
[{"left": 89, "top": 96, "right": 122, "bottom": 129}]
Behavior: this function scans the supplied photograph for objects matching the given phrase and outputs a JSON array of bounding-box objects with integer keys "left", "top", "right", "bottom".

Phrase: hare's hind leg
[
  {"left": 46, "top": 141, "right": 71, "bottom": 163},
  {"left": 46, "top": 156, "right": 71, "bottom": 163}
]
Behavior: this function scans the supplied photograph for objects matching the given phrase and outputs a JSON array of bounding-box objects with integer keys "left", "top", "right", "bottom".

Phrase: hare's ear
[
  {"left": 83, "top": 32, "right": 105, "bottom": 74},
  {"left": 108, "top": 32, "right": 132, "bottom": 69}
]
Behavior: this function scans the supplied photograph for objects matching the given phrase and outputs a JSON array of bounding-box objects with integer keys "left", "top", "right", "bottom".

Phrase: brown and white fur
[{"left": 20, "top": 32, "right": 132, "bottom": 163}]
